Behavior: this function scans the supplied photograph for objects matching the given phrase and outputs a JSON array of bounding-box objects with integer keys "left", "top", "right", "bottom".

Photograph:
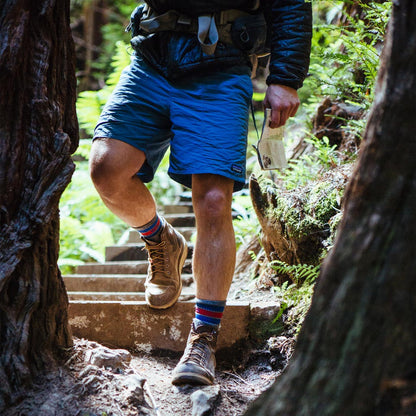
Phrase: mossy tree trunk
[
  {"left": 245, "top": 1, "right": 416, "bottom": 415},
  {"left": 0, "top": 0, "right": 78, "bottom": 409}
]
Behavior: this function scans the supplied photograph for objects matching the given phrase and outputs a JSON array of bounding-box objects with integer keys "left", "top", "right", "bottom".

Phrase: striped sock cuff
[
  {"left": 136, "top": 214, "right": 163, "bottom": 239},
  {"left": 195, "top": 298, "right": 226, "bottom": 327}
]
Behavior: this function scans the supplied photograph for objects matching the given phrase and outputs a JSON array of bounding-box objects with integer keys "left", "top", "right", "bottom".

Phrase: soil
[{"left": 4, "top": 272, "right": 292, "bottom": 416}]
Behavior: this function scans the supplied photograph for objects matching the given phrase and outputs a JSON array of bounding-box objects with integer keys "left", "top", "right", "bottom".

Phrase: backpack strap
[
  {"left": 131, "top": 6, "right": 268, "bottom": 57},
  {"left": 197, "top": 15, "right": 219, "bottom": 55}
]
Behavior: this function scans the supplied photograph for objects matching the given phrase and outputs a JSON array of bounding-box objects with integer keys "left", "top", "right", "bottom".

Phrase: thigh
[
  {"left": 93, "top": 55, "right": 173, "bottom": 183},
  {"left": 90, "top": 138, "right": 146, "bottom": 179},
  {"left": 168, "top": 67, "right": 253, "bottom": 192}
]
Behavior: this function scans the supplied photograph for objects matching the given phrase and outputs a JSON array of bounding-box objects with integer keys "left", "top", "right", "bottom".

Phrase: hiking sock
[
  {"left": 134, "top": 213, "right": 164, "bottom": 243},
  {"left": 193, "top": 298, "right": 226, "bottom": 328}
]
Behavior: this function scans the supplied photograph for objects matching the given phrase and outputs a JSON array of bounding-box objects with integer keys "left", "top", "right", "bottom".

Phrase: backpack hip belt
[{"left": 136, "top": 6, "right": 267, "bottom": 56}]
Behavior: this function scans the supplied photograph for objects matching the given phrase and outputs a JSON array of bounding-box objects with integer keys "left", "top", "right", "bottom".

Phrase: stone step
[
  {"left": 75, "top": 259, "right": 192, "bottom": 275},
  {"left": 165, "top": 212, "right": 239, "bottom": 228},
  {"left": 122, "top": 227, "right": 196, "bottom": 244},
  {"left": 165, "top": 213, "right": 195, "bottom": 228},
  {"left": 162, "top": 202, "right": 193, "bottom": 214},
  {"left": 64, "top": 274, "right": 194, "bottom": 292},
  {"left": 179, "top": 191, "right": 192, "bottom": 202},
  {"left": 67, "top": 290, "right": 195, "bottom": 302},
  {"left": 68, "top": 300, "right": 249, "bottom": 352},
  {"left": 105, "top": 242, "right": 194, "bottom": 262}
]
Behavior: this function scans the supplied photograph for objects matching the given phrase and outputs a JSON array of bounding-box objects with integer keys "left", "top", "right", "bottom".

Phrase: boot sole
[
  {"left": 146, "top": 236, "right": 188, "bottom": 310},
  {"left": 171, "top": 371, "right": 214, "bottom": 386}
]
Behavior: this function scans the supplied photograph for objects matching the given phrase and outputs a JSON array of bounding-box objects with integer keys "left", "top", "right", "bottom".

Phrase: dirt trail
[{"left": 5, "top": 276, "right": 290, "bottom": 416}]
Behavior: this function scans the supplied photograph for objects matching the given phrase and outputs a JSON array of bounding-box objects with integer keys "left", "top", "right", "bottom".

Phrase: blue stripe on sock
[
  {"left": 195, "top": 299, "right": 226, "bottom": 327},
  {"left": 195, "top": 314, "right": 221, "bottom": 325},
  {"left": 137, "top": 215, "right": 163, "bottom": 239},
  {"left": 196, "top": 299, "right": 226, "bottom": 313},
  {"left": 139, "top": 216, "right": 160, "bottom": 233}
]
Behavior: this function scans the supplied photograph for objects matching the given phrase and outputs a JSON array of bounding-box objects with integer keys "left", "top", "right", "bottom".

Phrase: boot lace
[
  {"left": 145, "top": 241, "right": 168, "bottom": 275},
  {"left": 183, "top": 332, "right": 214, "bottom": 365}
]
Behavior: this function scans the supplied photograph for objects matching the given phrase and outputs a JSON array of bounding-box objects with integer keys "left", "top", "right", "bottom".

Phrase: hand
[{"left": 263, "top": 84, "right": 300, "bottom": 128}]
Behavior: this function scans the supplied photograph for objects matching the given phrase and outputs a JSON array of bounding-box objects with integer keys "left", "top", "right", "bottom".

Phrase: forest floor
[{"left": 4, "top": 271, "right": 293, "bottom": 416}]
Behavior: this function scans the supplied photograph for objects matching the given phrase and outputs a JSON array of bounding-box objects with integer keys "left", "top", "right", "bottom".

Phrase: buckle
[{"left": 177, "top": 15, "right": 192, "bottom": 26}]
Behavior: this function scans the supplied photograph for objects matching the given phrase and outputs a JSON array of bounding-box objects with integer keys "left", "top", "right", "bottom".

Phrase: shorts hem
[{"left": 169, "top": 170, "right": 246, "bottom": 192}]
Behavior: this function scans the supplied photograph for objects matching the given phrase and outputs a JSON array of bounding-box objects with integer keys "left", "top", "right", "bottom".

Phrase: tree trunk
[
  {"left": 245, "top": 1, "right": 416, "bottom": 415},
  {"left": 76, "top": 0, "right": 109, "bottom": 91},
  {"left": 0, "top": 0, "right": 78, "bottom": 409}
]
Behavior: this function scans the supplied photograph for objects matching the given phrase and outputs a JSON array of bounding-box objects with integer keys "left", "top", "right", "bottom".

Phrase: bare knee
[
  {"left": 193, "top": 176, "right": 233, "bottom": 221},
  {"left": 89, "top": 143, "right": 119, "bottom": 190},
  {"left": 89, "top": 138, "right": 145, "bottom": 192}
]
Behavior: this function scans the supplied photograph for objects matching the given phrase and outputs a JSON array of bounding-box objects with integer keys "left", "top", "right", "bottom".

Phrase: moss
[
  {"left": 256, "top": 165, "right": 350, "bottom": 264},
  {"left": 268, "top": 179, "right": 341, "bottom": 242},
  {"left": 305, "top": 182, "right": 343, "bottom": 224},
  {"left": 249, "top": 318, "right": 285, "bottom": 343}
]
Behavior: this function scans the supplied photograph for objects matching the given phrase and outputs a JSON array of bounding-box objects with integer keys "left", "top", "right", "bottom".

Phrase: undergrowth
[
  {"left": 271, "top": 260, "right": 319, "bottom": 336},
  {"left": 273, "top": 277, "right": 317, "bottom": 337},
  {"left": 246, "top": 1, "right": 391, "bottom": 338}
]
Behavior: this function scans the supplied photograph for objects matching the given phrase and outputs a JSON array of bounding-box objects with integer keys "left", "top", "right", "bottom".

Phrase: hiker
[{"left": 89, "top": 0, "right": 312, "bottom": 385}]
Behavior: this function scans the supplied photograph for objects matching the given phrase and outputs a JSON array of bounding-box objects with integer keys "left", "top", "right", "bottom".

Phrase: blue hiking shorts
[{"left": 93, "top": 54, "right": 253, "bottom": 192}]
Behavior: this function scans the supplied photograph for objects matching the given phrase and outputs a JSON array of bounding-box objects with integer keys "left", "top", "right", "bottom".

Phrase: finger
[
  {"left": 270, "top": 110, "right": 281, "bottom": 128},
  {"left": 277, "top": 107, "right": 293, "bottom": 127},
  {"left": 280, "top": 109, "right": 290, "bottom": 126},
  {"left": 289, "top": 102, "right": 300, "bottom": 117}
]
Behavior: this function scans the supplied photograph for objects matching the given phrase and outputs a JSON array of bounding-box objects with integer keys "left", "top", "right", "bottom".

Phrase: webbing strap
[
  {"left": 197, "top": 15, "right": 219, "bottom": 55},
  {"left": 138, "top": 8, "right": 249, "bottom": 56},
  {"left": 140, "top": 10, "right": 182, "bottom": 32}
]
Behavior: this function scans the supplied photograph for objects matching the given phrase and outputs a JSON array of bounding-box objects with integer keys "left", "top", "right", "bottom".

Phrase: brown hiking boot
[
  {"left": 143, "top": 222, "right": 188, "bottom": 309},
  {"left": 171, "top": 323, "right": 218, "bottom": 385}
]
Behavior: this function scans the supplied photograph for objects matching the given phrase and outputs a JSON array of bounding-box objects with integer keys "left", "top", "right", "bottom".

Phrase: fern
[
  {"left": 76, "top": 41, "right": 131, "bottom": 136},
  {"left": 270, "top": 260, "right": 320, "bottom": 286},
  {"left": 106, "top": 40, "right": 132, "bottom": 87},
  {"left": 271, "top": 272, "right": 317, "bottom": 337}
]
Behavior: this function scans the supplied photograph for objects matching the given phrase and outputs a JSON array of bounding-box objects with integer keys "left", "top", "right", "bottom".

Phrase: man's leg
[
  {"left": 192, "top": 174, "right": 236, "bottom": 301},
  {"left": 90, "top": 138, "right": 187, "bottom": 309},
  {"left": 172, "top": 174, "right": 235, "bottom": 385},
  {"left": 89, "top": 138, "right": 155, "bottom": 227}
]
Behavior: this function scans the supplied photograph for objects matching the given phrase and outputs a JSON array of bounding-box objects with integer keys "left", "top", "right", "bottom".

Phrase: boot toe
[
  {"left": 172, "top": 362, "right": 214, "bottom": 386},
  {"left": 145, "top": 283, "right": 182, "bottom": 309}
]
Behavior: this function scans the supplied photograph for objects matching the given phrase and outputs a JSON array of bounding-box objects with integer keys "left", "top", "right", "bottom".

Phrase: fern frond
[
  {"left": 106, "top": 41, "right": 131, "bottom": 87},
  {"left": 76, "top": 41, "right": 131, "bottom": 136},
  {"left": 270, "top": 260, "right": 320, "bottom": 285}
]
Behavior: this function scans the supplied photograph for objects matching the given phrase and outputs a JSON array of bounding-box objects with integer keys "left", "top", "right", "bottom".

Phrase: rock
[
  {"left": 38, "top": 393, "right": 63, "bottom": 415},
  {"left": 82, "top": 374, "right": 102, "bottom": 394},
  {"left": 78, "top": 364, "right": 102, "bottom": 379},
  {"left": 122, "top": 374, "right": 146, "bottom": 406},
  {"left": 267, "top": 335, "right": 294, "bottom": 356},
  {"left": 85, "top": 346, "right": 131, "bottom": 370},
  {"left": 191, "top": 385, "right": 220, "bottom": 416},
  {"left": 250, "top": 301, "right": 281, "bottom": 320},
  {"left": 249, "top": 301, "right": 282, "bottom": 342}
]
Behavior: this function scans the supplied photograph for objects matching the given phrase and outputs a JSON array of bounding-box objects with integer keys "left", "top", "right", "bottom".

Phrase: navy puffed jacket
[
  {"left": 131, "top": 0, "right": 312, "bottom": 89},
  {"left": 263, "top": 0, "right": 312, "bottom": 89}
]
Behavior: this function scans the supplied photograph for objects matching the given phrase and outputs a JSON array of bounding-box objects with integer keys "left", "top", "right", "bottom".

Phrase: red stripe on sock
[
  {"left": 195, "top": 307, "right": 223, "bottom": 319},
  {"left": 141, "top": 218, "right": 161, "bottom": 236}
]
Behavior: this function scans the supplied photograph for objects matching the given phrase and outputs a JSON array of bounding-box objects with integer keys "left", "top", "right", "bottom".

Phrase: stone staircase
[{"left": 64, "top": 196, "right": 252, "bottom": 352}]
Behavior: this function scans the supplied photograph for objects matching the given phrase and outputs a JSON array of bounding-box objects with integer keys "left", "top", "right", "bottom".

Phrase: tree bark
[
  {"left": 0, "top": 0, "right": 78, "bottom": 408},
  {"left": 245, "top": 1, "right": 416, "bottom": 415}
]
